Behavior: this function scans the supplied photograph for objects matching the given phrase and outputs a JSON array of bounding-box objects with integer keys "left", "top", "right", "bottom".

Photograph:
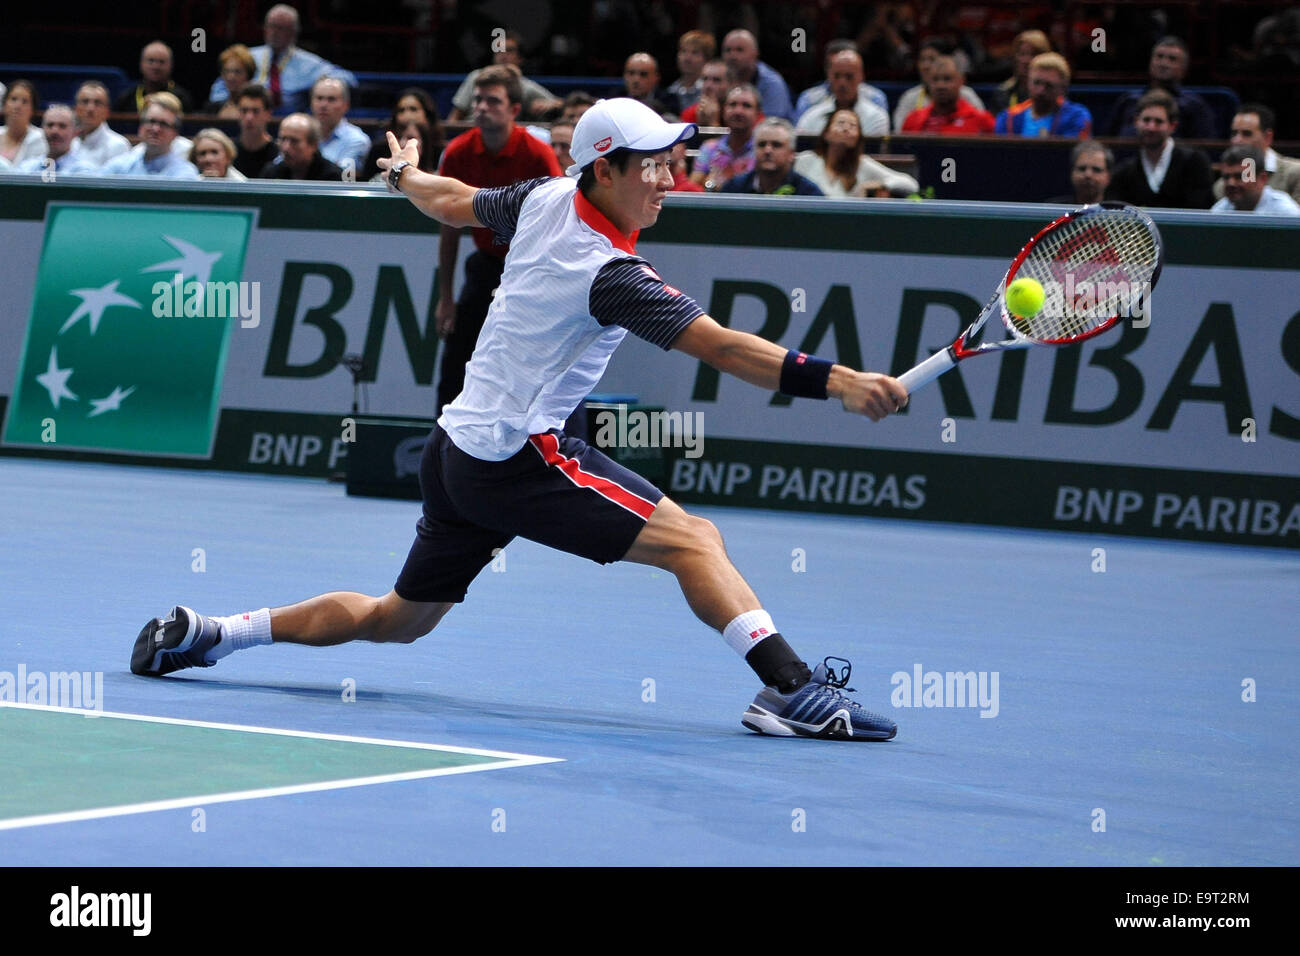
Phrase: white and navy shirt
[{"left": 439, "top": 176, "right": 704, "bottom": 461}]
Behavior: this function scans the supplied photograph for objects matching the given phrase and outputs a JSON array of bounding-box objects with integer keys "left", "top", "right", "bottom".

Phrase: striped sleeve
[
  {"left": 589, "top": 258, "right": 705, "bottom": 350},
  {"left": 470, "top": 177, "right": 553, "bottom": 245}
]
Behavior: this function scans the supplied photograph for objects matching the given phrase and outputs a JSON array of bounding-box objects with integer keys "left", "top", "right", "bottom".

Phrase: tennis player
[{"left": 131, "top": 98, "right": 909, "bottom": 741}]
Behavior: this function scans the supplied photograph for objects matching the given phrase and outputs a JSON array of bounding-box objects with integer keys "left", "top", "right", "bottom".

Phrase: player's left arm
[
  {"left": 672, "top": 314, "right": 907, "bottom": 422},
  {"left": 378, "top": 132, "right": 482, "bottom": 228}
]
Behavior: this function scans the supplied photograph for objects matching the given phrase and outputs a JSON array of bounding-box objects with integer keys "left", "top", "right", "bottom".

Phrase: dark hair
[
  {"left": 564, "top": 90, "right": 596, "bottom": 110},
  {"left": 5, "top": 79, "right": 40, "bottom": 111},
  {"left": 577, "top": 147, "right": 639, "bottom": 195},
  {"left": 1136, "top": 89, "right": 1179, "bottom": 124},
  {"left": 237, "top": 84, "right": 272, "bottom": 110},
  {"left": 815, "top": 108, "right": 865, "bottom": 192},
  {"left": 1221, "top": 143, "right": 1266, "bottom": 171},
  {"left": 1152, "top": 35, "right": 1189, "bottom": 55},
  {"left": 1236, "top": 102, "right": 1276, "bottom": 133},
  {"left": 476, "top": 64, "right": 524, "bottom": 106},
  {"left": 396, "top": 120, "right": 440, "bottom": 172},
  {"left": 825, "top": 39, "right": 859, "bottom": 61},
  {"left": 390, "top": 87, "right": 444, "bottom": 153}
]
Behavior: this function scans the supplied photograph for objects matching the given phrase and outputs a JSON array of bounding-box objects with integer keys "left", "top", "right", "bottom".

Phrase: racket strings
[{"left": 1012, "top": 209, "right": 1161, "bottom": 342}]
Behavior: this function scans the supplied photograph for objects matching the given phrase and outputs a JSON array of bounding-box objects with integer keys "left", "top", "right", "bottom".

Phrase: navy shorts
[{"left": 393, "top": 425, "right": 665, "bottom": 603}]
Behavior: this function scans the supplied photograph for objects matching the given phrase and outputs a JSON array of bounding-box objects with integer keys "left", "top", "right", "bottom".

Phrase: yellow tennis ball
[{"left": 1006, "top": 277, "right": 1045, "bottom": 318}]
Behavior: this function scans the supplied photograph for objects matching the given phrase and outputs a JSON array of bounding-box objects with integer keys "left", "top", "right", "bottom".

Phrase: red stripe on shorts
[{"left": 528, "top": 433, "right": 658, "bottom": 520}]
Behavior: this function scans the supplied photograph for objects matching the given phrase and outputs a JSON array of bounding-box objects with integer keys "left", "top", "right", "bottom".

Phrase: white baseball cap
[{"left": 565, "top": 98, "right": 697, "bottom": 177}]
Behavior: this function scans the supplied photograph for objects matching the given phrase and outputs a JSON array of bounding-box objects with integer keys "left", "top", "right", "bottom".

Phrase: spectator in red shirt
[
  {"left": 435, "top": 64, "right": 561, "bottom": 414},
  {"left": 901, "top": 56, "right": 995, "bottom": 134}
]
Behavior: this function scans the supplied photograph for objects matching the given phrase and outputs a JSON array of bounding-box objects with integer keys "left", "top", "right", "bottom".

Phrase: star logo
[
  {"left": 35, "top": 346, "right": 78, "bottom": 409},
  {"left": 59, "top": 280, "right": 142, "bottom": 336},
  {"left": 88, "top": 385, "right": 137, "bottom": 418},
  {"left": 140, "top": 235, "right": 224, "bottom": 286}
]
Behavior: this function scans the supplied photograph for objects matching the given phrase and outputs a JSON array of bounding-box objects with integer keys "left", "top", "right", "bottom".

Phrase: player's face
[
  {"left": 610, "top": 150, "right": 673, "bottom": 228},
  {"left": 1071, "top": 151, "right": 1109, "bottom": 202},
  {"left": 194, "top": 138, "right": 229, "bottom": 177},
  {"left": 75, "top": 87, "right": 109, "bottom": 130},
  {"left": 395, "top": 96, "right": 428, "bottom": 127},
  {"left": 1136, "top": 106, "right": 1173, "bottom": 148}
]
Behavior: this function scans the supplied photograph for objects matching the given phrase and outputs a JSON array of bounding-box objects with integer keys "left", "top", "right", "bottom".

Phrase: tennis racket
[{"left": 897, "top": 201, "right": 1164, "bottom": 394}]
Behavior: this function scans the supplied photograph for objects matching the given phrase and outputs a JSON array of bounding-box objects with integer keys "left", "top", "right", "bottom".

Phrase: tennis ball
[{"left": 1006, "top": 277, "right": 1046, "bottom": 318}]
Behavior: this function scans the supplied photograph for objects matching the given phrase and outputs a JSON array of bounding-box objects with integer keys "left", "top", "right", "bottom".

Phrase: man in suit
[
  {"left": 1107, "top": 90, "right": 1213, "bottom": 208},
  {"left": 1212, "top": 103, "right": 1300, "bottom": 203}
]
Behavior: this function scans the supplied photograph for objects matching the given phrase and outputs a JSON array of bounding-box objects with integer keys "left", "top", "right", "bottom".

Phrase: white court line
[{"left": 0, "top": 701, "right": 563, "bottom": 832}]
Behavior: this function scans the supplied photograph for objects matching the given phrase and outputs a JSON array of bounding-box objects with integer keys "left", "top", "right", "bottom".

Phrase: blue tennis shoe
[{"left": 742, "top": 657, "right": 896, "bottom": 740}]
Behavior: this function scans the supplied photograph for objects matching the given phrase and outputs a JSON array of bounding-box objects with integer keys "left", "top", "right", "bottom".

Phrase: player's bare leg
[{"left": 269, "top": 591, "right": 453, "bottom": 646}]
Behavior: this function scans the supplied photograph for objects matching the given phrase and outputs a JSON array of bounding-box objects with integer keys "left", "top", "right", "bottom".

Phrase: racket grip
[{"left": 897, "top": 348, "right": 957, "bottom": 394}]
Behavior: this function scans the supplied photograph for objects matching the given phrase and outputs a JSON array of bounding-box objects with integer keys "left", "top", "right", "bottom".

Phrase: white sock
[
  {"left": 206, "top": 608, "right": 273, "bottom": 662},
  {"left": 722, "top": 610, "right": 778, "bottom": 658}
]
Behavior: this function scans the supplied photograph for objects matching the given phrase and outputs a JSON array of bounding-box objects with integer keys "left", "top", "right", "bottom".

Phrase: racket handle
[{"left": 897, "top": 348, "right": 956, "bottom": 394}]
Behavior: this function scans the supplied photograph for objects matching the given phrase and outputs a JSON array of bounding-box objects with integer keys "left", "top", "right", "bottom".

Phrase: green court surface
[{"left": 0, "top": 704, "right": 559, "bottom": 829}]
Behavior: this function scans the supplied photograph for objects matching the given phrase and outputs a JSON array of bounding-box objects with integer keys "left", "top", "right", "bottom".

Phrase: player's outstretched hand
[
  {"left": 834, "top": 369, "right": 908, "bottom": 422},
  {"left": 377, "top": 131, "right": 421, "bottom": 186}
]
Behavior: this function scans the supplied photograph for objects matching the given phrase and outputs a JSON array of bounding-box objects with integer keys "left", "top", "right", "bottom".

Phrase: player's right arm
[{"left": 378, "top": 132, "right": 482, "bottom": 228}]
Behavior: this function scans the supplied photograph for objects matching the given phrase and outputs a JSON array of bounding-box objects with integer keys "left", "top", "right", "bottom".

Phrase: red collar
[{"left": 574, "top": 190, "right": 638, "bottom": 254}]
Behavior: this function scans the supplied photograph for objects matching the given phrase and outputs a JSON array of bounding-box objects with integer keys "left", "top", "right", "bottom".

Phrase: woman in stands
[
  {"left": 204, "top": 45, "right": 257, "bottom": 119},
  {"left": 361, "top": 88, "right": 444, "bottom": 181},
  {"left": 191, "top": 128, "right": 246, "bottom": 180},
  {"left": 367, "top": 121, "right": 434, "bottom": 182},
  {"left": 1, "top": 80, "right": 46, "bottom": 166},
  {"left": 794, "top": 109, "right": 918, "bottom": 198}
]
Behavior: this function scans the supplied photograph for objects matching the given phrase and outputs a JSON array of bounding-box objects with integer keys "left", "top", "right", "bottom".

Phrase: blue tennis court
[{"left": 0, "top": 457, "right": 1294, "bottom": 865}]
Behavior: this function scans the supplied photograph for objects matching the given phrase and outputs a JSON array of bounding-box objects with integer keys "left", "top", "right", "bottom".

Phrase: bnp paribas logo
[{"left": 3, "top": 205, "right": 255, "bottom": 457}]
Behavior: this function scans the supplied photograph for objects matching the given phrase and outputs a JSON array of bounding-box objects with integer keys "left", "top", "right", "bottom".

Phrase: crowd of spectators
[{"left": 1, "top": 3, "right": 1297, "bottom": 216}]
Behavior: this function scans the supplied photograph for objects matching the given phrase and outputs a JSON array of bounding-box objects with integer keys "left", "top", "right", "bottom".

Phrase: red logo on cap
[{"left": 595, "top": 136, "right": 613, "bottom": 153}]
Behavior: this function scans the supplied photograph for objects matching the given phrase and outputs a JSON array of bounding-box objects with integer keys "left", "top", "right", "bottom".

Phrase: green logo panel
[{"left": 4, "top": 205, "right": 254, "bottom": 456}]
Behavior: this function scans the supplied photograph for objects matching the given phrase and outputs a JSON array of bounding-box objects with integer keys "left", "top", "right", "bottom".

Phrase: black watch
[{"left": 388, "top": 160, "right": 412, "bottom": 192}]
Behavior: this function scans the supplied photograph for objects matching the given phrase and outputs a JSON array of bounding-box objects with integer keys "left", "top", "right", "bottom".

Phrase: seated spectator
[
  {"left": 1046, "top": 140, "right": 1113, "bottom": 204},
  {"left": 991, "top": 30, "right": 1052, "bottom": 115},
  {"left": 795, "top": 50, "right": 889, "bottom": 135},
  {"left": 893, "top": 39, "right": 987, "bottom": 132},
  {"left": 1, "top": 80, "right": 47, "bottom": 166},
  {"left": 679, "top": 59, "right": 730, "bottom": 126},
  {"left": 208, "top": 4, "right": 357, "bottom": 113},
  {"left": 794, "top": 109, "right": 919, "bottom": 198},
  {"left": 666, "top": 30, "right": 715, "bottom": 114},
  {"left": 616, "top": 53, "right": 675, "bottom": 118},
  {"left": 995, "top": 53, "right": 1092, "bottom": 137},
  {"left": 1213, "top": 103, "right": 1300, "bottom": 203},
  {"left": 721, "top": 118, "right": 823, "bottom": 196},
  {"left": 560, "top": 91, "right": 596, "bottom": 126},
  {"left": 311, "top": 76, "right": 370, "bottom": 177},
  {"left": 547, "top": 119, "right": 574, "bottom": 171},
  {"left": 1211, "top": 144, "right": 1300, "bottom": 215},
  {"left": 367, "top": 122, "right": 433, "bottom": 182},
  {"left": 360, "top": 88, "right": 444, "bottom": 182},
  {"left": 15, "top": 104, "right": 96, "bottom": 175},
  {"left": 794, "top": 40, "right": 888, "bottom": 121},
  {"left": 100, "top": 94, "right": 200, "bottom": 179},
  {"left": 690, "top": 84, "right": 761, "bottom": 191},
  {"left": 191, "top": 128, "right": 246, "bottom": 180},
  {"left": 114, "top": 41, "right": 194, "bottom": 114},
  {"left": 722, "top": 29, "right": 794, "bottom": 121},
  {"left": 1108, "top": 37, "right": 1218, "bottom": 140},
  {"left": 73, "top": 81, "right": 130, "bottom": 168},
  {"left": 204, "top": 45, "right": 256, "bottom": 119},
  {"left": 260, "top": 113, "right": 343, "bottom": 181},
  {"left": 901, "top": 56, "right": 995, "bottom": 134},
  {"left": 448, "top": 30, "right": 561, "bottom": 121},
  {"left": 1106, "top": 91, "right": 1213, "bottom": 208},
  {"left": 668, "top": 141, "right": 703, "bottom": 192},
  {"left": 233, "top": 85, "right": 279, "bottom": 178},
  {"left": 120, "top": 91, "right": 193, "bottom": 160}
]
